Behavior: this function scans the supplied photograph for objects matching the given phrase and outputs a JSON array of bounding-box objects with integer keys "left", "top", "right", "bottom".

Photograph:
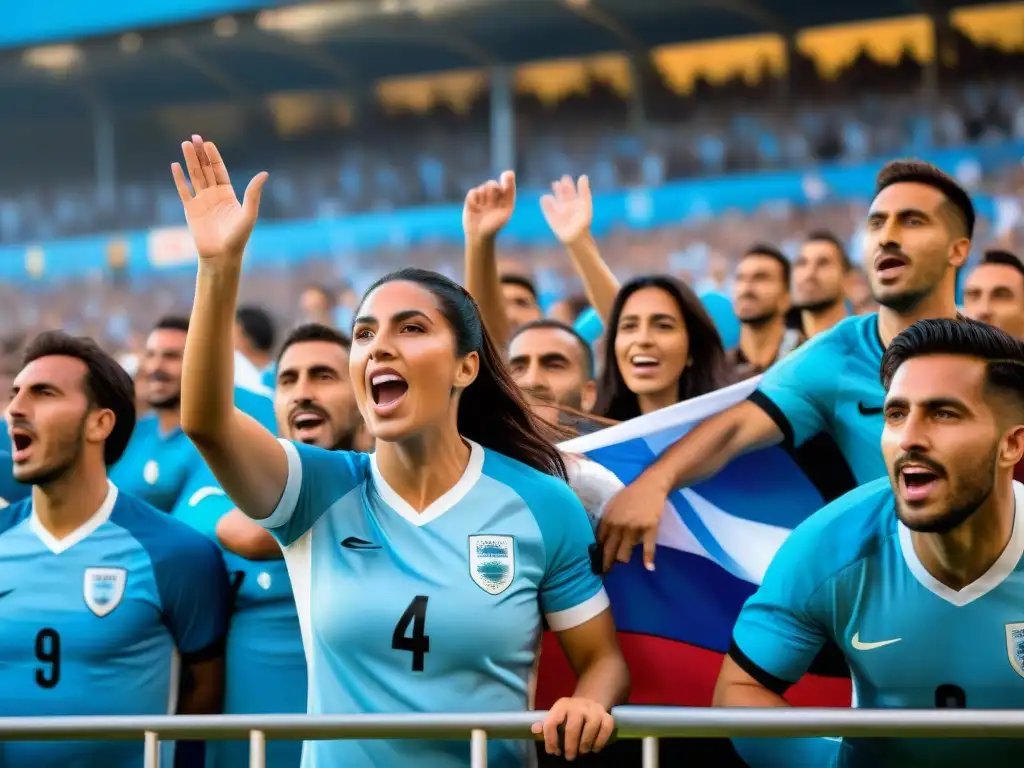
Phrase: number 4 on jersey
[{"left": 392, "top": 596, "right": 430, "bottom": 672}]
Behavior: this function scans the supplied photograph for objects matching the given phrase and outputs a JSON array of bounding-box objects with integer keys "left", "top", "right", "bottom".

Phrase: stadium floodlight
[{"left": 22, "top": 44, "right": 82, "bottom": 73}]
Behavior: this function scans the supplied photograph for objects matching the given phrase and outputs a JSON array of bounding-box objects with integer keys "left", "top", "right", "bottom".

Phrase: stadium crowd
[{"left": 2, "top": 8, "right": 1024, "bottom": 768}]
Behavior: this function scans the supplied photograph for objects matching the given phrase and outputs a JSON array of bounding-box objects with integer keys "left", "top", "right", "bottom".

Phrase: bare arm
[
  {"left": 713, "top": 654, "right": 790, "bottom": 708},
  {"left": 541, "top": 176, "right": 620, "bottom": 323},
  {"left": 172, "top": 135, "right": 286, "bottom": 520},
  {"left": 535, "top": 610, "right": 629, "bottom": 760},
  {"left": 644, "top": 400, "right": 783, "bottom": 493},
  {"left": 463, "top": 172, "right": 516, "bottom": 347},
  {"left": 177, "top": 654, "right": 225, "bottom": 714},
  {"left": 598, "top": 400, "right": 783, "bottom": 571},
  {"left": 216, "top": 509, "right": 284, "bottom": 560}
]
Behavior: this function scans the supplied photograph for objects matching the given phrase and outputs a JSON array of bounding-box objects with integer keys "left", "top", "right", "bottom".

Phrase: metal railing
[{"left": 2, "top": 708, "right": 1024, "bottom": 768}]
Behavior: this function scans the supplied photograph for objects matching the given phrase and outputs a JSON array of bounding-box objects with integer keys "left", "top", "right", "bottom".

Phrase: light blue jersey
[
  {"left": 0, "top": 449, "right": 30, "bottom": 508},
  {"left": 0, "top": 484, "right": 230, "bottom": 768},
  {"left": 260, "top": 439, "right": 608, "bottom": 768},
  {"left": 731, "top": 478, "right": 1024, "bottom": 767},
  {"left": 172, "top": 465, "right": 307, "bottom": 768},
  {"left": 111, "top": 385, "right": 277, "bottom": 512},
  {"left": 751, "top": 314, "right": 885, "bottom": 485}
]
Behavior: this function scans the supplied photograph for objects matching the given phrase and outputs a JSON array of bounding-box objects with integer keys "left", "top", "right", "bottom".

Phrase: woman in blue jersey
[{"left": 171, "top": 135, "right": 629, "bottom": 766}]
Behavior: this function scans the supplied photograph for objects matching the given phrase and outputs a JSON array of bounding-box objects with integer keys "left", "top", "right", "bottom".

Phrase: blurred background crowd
[{"left": 0, "top": 0, "right": 1020, "bottom": 392}]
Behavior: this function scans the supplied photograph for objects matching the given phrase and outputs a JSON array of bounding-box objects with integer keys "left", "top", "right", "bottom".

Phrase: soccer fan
[
  {"left": 173, "top": 324, "right": 359, "bottom": 768},
  {"left": 501, "top": 274, "right": 544, "bottom": 331},
  {"left": 0, "top": 331, "right": 229, "bottom": 768},
  {"left": 171, "top": 135, "right": 628, "bottom": 766},
  {"left": 110, "top": 315, "right": 276, "bottom": 512},
  {"left": 593, "top": 275, "right": 730, "bottom": 421},
  {"left": 727, "top": 244, "right": 803, "bottom": 380},
  {"left": 598, "top": 159, "right": 972, "bottom": 571},
  {"left": 962, "top": 249, "right": 1024, "bottom": 339},
  {"left": 235, "top": 304, "right": 278, "bottom": 390},
  {"left": 792, "top": 231, "right": 852, "bottom": 338},
  {"left": 508, "top": 319, "right": 598, "bottom": 428},
  {"left": 716, "top": 318, "right": 1024, "bottom": 767}
]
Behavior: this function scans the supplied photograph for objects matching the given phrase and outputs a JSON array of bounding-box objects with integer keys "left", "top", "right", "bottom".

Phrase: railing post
[
  {"left": 249, "top": 729, "right": 267, "bottom": 768},
  {"left": 143, "top": 730, "right": 160, "bottom": 768},
  {"left": 470, "top": 728, "right": 488, "bottom": 768},
  {"left": 642, "top": 736, "right": 659, "bottom": 768}
]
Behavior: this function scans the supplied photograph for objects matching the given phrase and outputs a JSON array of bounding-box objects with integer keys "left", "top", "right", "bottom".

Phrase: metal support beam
[
  {"left": 163, "top": 39, "right": 249, "bottom": 99},
  {"left": 489, "top": 66, "right": 515, "bottom": 177},
  {"left": 245, "top": 31, "right": 357, "bottom": 88},
  {"left": 554, "top": 0, "right": 646, "bottom": 52},
  {"left": 339, "top": 25, "right": 497, "bottom": 67},
  {"left": 674, "top": 0, "right": 796, "bottom": 37}
]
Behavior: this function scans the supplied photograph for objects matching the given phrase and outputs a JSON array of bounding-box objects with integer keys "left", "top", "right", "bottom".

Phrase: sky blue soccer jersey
[
  {"left": 0, "top": 449, "right": 30, "bottom": 508},
  {"left": 172, "top": 465, "right": 307, "bottom": 768},
  {"left": 258, "top": 439, "right": 609, "bottom": 768},
  {"left": 731, "top": 477, "right": 1024, "bottom": 767},
  {"left": 111, "top": 384, "right": 277, "bottom": 512},
  {"left": 0, "top": 483, "right": 230, "bottom": 768},
  {"left": 750, "top": 313, "right": 886, "bottom": 485}
]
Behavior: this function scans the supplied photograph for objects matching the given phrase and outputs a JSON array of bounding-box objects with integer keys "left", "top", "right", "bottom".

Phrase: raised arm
[
  {"left": 171, "top": 135, "right": 285, "bottom": 520},
  {"left": 463, "top": 171, "right": 516, "bottom": 347},
  {"left": 540, "top": 175, "right": 619, "bottom": 324},
  {"left": 597, "top": 400, "right": 782, "bottom": 572}
]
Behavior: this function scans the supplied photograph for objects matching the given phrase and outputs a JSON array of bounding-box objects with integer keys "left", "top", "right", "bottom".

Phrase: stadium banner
[
  {"left": 538, "top": 377, "right": 853, "bottom": 712},
  {"left": 147, "top": 226, "right": 198, "bottom": 269}
]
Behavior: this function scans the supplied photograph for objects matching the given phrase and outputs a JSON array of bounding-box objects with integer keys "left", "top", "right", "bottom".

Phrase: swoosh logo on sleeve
[
  {"left": 340, "top": 536, "right": 382, "bottom": 551},
  {"left": 851, "top": 631, "right": 902, "bottom": 651},
  {"left": 858, "top": 402, "right": 883, "bottom": 416}
]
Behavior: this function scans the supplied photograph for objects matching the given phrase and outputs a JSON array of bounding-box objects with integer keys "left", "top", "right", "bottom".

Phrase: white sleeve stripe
[
  {"left": 545, "top": 588, "right": 611, "bottom": 632},
  {"left": 258, "top": 439, "right": 302, "bottom": 529}
]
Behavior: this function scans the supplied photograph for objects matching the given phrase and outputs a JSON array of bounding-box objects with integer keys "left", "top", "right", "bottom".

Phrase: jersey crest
[
  {"left": 1005, "top": 622, "right": 1024, "bottom": 679},
  {"left": 84, "top": 567, "right": 127, "bottom": 617},
  {"left": 468, "top": 535, "right": 515, "bottom": 595},
  {"left": 143, "top": 460, "right": 159, "bottom": 485}
]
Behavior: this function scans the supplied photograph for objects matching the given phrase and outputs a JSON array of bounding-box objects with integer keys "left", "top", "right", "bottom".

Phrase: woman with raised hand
[{"left": 171, "top": 135, "right": 629, "bottom": 767}]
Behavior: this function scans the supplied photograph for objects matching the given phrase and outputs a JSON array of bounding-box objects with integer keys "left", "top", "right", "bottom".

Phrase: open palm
[
  {"left": 171, "top": 135, "right": 268, "bottom": 263},
  {"left": 463, "top": 171, "right": 516, "bottom": 242},
  {"left": 541, "top": 175, "right": 593, "bottom": 245}
]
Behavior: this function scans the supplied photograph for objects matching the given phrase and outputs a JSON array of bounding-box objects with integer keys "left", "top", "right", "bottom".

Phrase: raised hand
[
  {"left": 541, "top": 175, "right": 593, "bottom": 246},
  {"left": 171, "top": 135, "right": 268, "bottom": 264},
  {"left": 463, "top": 171, "right": 516, "bottom": 244}
]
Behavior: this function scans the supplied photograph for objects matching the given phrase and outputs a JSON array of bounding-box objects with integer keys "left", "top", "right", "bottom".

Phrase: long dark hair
[
  {"left": 360, "top": 268, "right": 569, "bottom": 480},
  {"left": 594, "top": 275, "right": 729, "bottom": 421}
]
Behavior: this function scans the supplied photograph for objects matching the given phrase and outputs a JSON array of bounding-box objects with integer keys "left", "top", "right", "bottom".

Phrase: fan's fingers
[
  {"left": 192, "top": 135, "right": 218, "bottom": 189},
  {"left": 181, "top": 141, "right": 206, "bottom": 192},
  {"left": 170, "top": 163, "right": 193, "bottom": 205},
  {"left": 204, "top": 141, "right": 232, "bottom": 186}
]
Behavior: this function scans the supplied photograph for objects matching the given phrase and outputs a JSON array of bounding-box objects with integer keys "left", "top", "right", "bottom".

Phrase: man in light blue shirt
[
  {"left": 717, "top": 319, "right": 1024, "bottom": 767},
  {"left": 0, "top": 330, "right": 228, "bottom": 768},
  {"left": 111, "top": 316, "right": 275, "bottom": 512}
]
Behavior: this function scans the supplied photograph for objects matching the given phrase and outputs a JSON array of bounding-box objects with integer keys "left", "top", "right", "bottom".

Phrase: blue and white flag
[{"left": 539, "top": 378, "right": 852, "bottom": 711}]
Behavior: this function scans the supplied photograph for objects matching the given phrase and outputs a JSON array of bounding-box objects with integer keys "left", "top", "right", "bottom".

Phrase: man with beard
[
  {"left": 0, "top": 331, "right": 228, "bottom": 768},
  {"left": 171, "top": 323, "right": 362, "bottom": 768},
  {"left": 727, "top": 245, "right": 803, "bottom": 381},
  {"left": 962, "top": 250, "right": 1024, "bottom": 340},
  {"left": 508, "top": 319, "right": 598, "bottom": 430},
  {"left": 716, "top": 318, "right": 1024, "bottom": 767},
  {"left": 111, "top": 315, "right": 276, "bottom": 512},
  {"left": 599, "top": 158, "right": 972, "bottom": 571},
  {"left": 792, "top": 231, "right": 852, "bottom": 338}
]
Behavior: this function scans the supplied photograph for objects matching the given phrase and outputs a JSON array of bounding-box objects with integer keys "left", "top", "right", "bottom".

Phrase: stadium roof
[{"left": 0, "top": 0, "right": 997, "bottom": 121}]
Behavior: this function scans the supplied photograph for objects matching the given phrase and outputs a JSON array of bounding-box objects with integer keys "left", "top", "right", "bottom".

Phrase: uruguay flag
[{"left": 536, "top": 377, "right": 852, "bottom": 713}]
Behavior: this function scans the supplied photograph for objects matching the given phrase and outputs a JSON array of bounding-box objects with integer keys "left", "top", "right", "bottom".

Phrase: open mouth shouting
[
  {"left": 8, "top": 426, "right": 36, "bottom": 463},
  {"left": 369, "top": 368, "right": 409, "bottom": 416},
  {"left": 874, "top": 251, "right": 909, "bottom": 283},
  {"left": 897, "top": 460, "right": 944, "bottom": 504},
  {"left": 629, "top": 354, "right": 661, "bottom": 378}
]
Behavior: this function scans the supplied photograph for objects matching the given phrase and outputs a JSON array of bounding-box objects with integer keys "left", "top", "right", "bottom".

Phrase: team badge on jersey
[
  {"left": 84, "top": 567, "right": 127, "bottom": 617},
  {"left": 469, "top": 535, "right": 515, "bottom": 595},
  {"left": 1006, "top": 623, "right": 1024, "bottom": 678},
  {"left": 143, "top": 460, "right": 159, "bottom": 485}
]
